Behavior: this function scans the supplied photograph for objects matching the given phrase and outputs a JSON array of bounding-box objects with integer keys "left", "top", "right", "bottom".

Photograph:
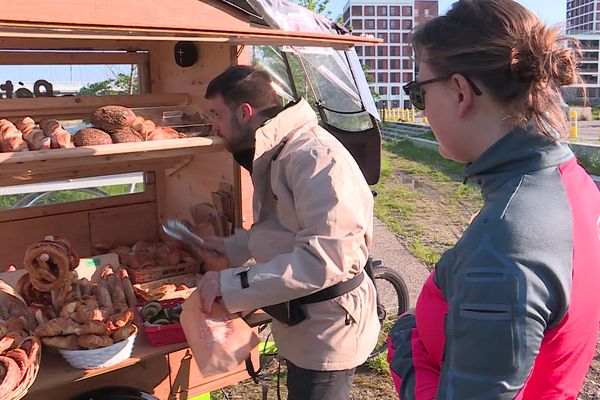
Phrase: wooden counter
[{"left": 25, "top": 325, "right": 259, "bottom": 400}]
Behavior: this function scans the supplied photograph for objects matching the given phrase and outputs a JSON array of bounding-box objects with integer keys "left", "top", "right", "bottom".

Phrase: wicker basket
[
  {"left": 127, "top": 263, "right": 199, "bottom": 284},
  {"left": 5, "top": 337, "right": 42, "bottom": 400},
  {"left": 58, "top": 326, "right": 138, "bottom": 370}
]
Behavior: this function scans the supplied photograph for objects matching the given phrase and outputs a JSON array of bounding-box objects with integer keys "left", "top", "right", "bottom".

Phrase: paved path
[{"left": 369, "top": 218, "right": 430, "bottom": 308}]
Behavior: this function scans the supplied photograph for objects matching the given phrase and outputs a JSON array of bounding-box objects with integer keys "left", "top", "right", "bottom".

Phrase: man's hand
[
  {"left": 196, "top": 271, "right": 222, "bottom": 313},
  {"left": 195, "top": 236, "right": 230, "bottom": 271}
]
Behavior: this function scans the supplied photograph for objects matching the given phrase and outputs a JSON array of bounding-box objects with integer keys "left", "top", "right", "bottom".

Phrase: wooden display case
[{"left": 0, "top": 1, "right": 379, "bottom": 398}]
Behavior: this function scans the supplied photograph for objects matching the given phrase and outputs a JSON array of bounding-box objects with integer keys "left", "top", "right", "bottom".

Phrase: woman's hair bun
[{"left": 510, "top": 23, "right": 580, "bottom": 87}]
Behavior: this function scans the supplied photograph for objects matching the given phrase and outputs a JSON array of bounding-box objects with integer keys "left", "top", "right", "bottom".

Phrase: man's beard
[{"left": 229, "top": 118, "right": 255, "bottom": 173}]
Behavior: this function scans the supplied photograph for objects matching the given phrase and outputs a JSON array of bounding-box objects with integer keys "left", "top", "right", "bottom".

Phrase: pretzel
[{"left": 23, "top": 237, "right": 76, "bottom": 292}]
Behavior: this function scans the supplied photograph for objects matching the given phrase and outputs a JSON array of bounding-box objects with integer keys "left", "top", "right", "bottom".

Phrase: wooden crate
[{"left": 126, "top": 263, "right": 200, "bottom": 284}]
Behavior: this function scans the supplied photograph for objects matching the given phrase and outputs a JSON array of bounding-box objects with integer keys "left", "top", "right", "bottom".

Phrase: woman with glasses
[{"left": 387, "top": 0, "right": 600, "bottom": 399}]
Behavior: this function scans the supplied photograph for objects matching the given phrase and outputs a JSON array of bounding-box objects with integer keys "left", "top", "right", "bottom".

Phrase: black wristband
[{"left": 239, "top": 270, "right": 249, "bottom": 289}]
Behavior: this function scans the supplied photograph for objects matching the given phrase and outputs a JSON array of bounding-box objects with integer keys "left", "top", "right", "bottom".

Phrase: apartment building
[
  {"left": 562, "top": 34, "right": 600, "bottom": 104},
  {"left": 567, "top": 0, "right": 600, "bottom": 34},
  {"left": 342, "top": 0, "right": 437, "bottom": 108}
]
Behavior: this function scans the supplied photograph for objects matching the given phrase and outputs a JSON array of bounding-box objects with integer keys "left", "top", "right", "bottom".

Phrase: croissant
[
  {"left": 59, "top": 301, "right": 78, "bottom": 318},
  {"left": 23, "top": 129, "right": 51, "bottom": 150},
  {"left": 111, "top": 323, "right": 136, "bottom": 342},
  {"left": 94, "top": 282, "right": 114, "bottom": 315},
  {"left": 34, "top": 317, "right": 78, "bottom": 337},
  {"left": 41, "top": 334, "right": 80, "bottom": 350},
  {"left": 15, "top": 117, "right": 36, "bottom": 135},
  {"left": 106, "top": 308, "right": 134, "bottom": 331},
  {"left": 75, "top": 320, "right": 110, "bottom": 336},
  {"left": 78, "top": 334, "right": 113, "bottom": 349},
  {"left": 70, "top": 296, "right": 105, "bottom": 324},
  {"left": 147, "top": 127, "right": 179, "bottom": 141}
]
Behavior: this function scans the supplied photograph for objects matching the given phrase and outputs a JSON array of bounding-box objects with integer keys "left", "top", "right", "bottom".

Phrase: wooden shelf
[
  {"left": 0, "top": 137, "right": 225, "bottom": 186},
  {"left": 29, "top": 331, "right": 188, "bottom": 394},
  {"left": 0, "top": 93, "right": 189, "bottom": 120}
]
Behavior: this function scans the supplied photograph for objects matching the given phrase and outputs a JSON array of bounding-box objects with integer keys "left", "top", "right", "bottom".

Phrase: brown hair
[
  {"left": 412, "top": 0, "right": 583, "bottom": 138},
  {"left": 205, "top": 65, "right": 280, "bottom": 111}
]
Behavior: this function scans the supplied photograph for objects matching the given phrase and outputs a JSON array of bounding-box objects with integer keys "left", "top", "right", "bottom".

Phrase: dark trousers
[{"left": 286, "top": 360, "right": 356, "bottom": 400}]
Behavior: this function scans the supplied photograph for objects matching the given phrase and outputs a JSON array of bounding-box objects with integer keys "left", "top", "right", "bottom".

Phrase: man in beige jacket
[{"left": 196, "top": 65, "right": 380, "bottom": 399}]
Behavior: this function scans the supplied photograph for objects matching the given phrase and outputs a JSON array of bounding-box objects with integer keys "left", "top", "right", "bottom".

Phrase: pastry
[
  {"left": 111, "top": 323, "right": 136, "bottom": 342},
  {"left": 110, "top": 127, "right": 143, "bottom": 143},
  {"left": 77, "top": 334, "right": 113, "bottom": 350},
  {"left": 33, "top": 317, "right": 78, "bottom": 337},
  {"left": 41, "top": 335, "right": 80, "bottom": 350}
]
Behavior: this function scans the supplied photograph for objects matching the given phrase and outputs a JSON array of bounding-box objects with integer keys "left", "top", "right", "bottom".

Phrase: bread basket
[{"left": 58, "top": 325, "right": 138, "bottom": 369}]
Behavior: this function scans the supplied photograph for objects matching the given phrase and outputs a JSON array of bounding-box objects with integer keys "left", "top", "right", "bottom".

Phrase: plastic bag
[{"left": 180, "top": 290, "right": 259, "bottom": 377}]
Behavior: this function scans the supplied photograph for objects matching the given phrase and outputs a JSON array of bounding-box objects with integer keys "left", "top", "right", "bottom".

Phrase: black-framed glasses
[{"left": 403, "top": 74, "right": 483, "bottom": 110}]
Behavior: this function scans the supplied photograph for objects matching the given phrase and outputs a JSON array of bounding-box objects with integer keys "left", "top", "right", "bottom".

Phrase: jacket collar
[
  {"left": 253, "top": 98, "right": 318, "bottom": 161},
  {"left": 464, "top": 126, "right": 573, "bottom": 195}
]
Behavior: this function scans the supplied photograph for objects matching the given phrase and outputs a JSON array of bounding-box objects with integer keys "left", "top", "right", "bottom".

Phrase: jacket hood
[{"left": 253, "top": 98, "right": 318, "bottom": 161}]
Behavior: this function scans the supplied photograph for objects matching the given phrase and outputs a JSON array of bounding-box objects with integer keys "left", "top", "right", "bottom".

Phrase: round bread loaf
[
  {"left": 111, "top": 127, "right": 143, "bottom": 143},
  {"left": 90, "top": 105, "right": 137, "bottom": 133},
  {"left": 74, "top": 128, "right": 113, "bottom": 146}
]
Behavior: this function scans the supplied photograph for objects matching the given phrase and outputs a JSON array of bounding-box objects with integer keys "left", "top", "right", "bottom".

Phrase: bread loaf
[
  {"left": 74, "top": 127, "right": 113, "bottom": 146},
  {"left": 90, "top": 105, "right": 136, "bottom": 133}
]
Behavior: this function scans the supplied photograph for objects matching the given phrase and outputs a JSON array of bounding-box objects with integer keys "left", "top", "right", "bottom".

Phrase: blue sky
[
  {"left": 0, "top": 1, "right": 567, "bottom": 86},
  {"left": 329, "top": 0, "right": 566, "bottom": 26}
]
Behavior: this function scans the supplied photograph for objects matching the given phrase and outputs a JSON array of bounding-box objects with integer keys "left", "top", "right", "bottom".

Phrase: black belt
[{"left": 261, "top": 271, "right": 365, "bottom": 326}]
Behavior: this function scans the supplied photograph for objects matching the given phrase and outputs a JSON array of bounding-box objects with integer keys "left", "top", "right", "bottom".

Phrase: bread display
[
  {"left": 0, "top": 104, "right": 210, "bottom": 153},
  {"left": 73, "top": 128, "right": 113, "bottom": 146}
]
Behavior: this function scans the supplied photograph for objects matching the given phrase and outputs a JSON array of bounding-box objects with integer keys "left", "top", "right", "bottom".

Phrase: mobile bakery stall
[{"left": 0, "top": 0, "right": 382, "bottom": 398}]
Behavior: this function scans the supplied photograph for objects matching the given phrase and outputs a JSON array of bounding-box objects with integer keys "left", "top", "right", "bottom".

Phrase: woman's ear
[{"left": 452, "top": 74, "right": 474, "bottom": 119}]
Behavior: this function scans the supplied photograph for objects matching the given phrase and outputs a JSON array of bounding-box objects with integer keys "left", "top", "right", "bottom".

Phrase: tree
[
  {"left": 295, "top": 0, "right": 331, "bottom": 17},
  {"left": 76, "top": 70, "right": 139, "bottom": 96}
]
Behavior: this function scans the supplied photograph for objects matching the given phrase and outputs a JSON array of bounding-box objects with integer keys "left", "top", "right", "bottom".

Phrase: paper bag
[{"left": 180, "top": 290, "right": 260, "bottom": 377}]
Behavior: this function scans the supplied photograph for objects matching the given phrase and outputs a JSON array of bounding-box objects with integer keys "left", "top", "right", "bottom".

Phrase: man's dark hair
[{"left": 205, "top": 65, "right": 280, "bottom": 110}]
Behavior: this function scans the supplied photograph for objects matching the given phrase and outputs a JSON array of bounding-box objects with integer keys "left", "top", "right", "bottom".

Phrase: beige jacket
[{"left": 220, "top": 99, "right": 379, "bottom": 370}]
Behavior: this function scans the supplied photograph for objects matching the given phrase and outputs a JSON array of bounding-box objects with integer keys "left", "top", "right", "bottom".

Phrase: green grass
[
  {"left": 578, "top": 153, "right": 600, "bottom": 176},
  {"left": 419, "top": 130, "right": 437, "bottom": 142},
  {"left": 0, "top": 183, "right": 144, "bottom": 210},
  {"left": 384, "top": 140, "right": 465, "bottom": 178},
  {"left": 372, "top": 139, "right": 482, "bottom": 267},
  {"left": 408, "top": 238, "right": 441, "bottom": 266},
  {"left": 367, "top": 353, "right": 390, "bottom": 375}
]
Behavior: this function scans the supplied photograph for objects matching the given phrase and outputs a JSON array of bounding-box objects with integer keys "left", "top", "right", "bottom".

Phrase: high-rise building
[
  {"left": 566, "top": 0, "right": 600, "bottom": 34},
  {"left": 342, "top": 0, "right": 438, "bottom": 108},
  {"left": 414, "top": 0, "right": 438, "bottom": 26}
]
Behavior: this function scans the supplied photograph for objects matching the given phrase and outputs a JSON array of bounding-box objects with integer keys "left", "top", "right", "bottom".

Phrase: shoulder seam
[{"left": 500, "top": 175, "right": 525, "bottom": 220}]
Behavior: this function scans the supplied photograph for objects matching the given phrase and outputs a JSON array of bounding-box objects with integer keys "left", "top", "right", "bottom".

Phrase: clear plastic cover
[{"left": 131, "top": 105, "right": 213, "bottom": 136}]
